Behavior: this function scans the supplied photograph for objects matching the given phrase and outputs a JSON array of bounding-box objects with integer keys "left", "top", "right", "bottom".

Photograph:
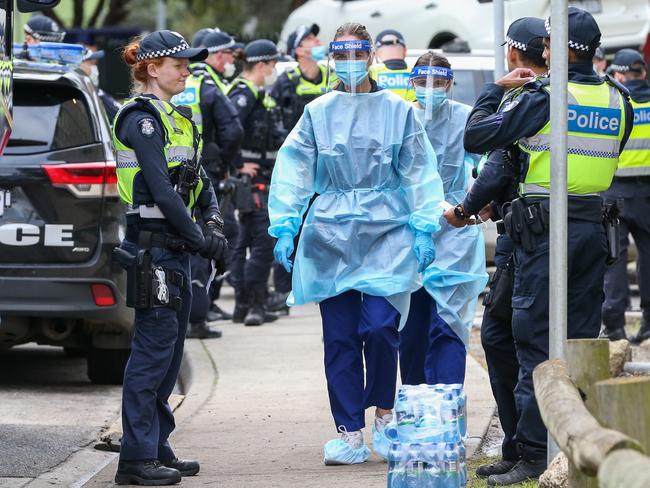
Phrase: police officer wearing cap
[
  {"left": 227, "top": 39, "right": 286, "bottom": 326},
  {"left": 369, "top": 29, "right": 414, "bottom": 101},
  {"left": 24, "top": 14, "right": 65, "bottom": 44},
  {"left": 267, "top": 24, "right": 334, "bottom": 311},
  {"left": 459, "top": 9, "right": 633, "bottom": 485},
  {"left": 173, "top": 29, "right": 244, "bottom": 338},
  {"left": 445, "top": 17, "right": 549, "bottom": 481},
  {"left": 112, "top": 30, "right": 227, "bottom": 485},
  {"left": 198, "top": 30, "right": 239, "bottom": 93},
  {"left": 601, "top": 49, "right": 650, "bottom": 343},
  {"left": 191, "top": 27, "right": 215, "bottom": 49}
]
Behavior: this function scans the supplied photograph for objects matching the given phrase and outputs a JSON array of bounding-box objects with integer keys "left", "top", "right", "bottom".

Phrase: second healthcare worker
[{"left": 268, "top": 22, "right": 444, "bottom": 465}]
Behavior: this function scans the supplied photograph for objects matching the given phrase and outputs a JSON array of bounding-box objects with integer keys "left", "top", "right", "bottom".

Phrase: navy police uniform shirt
[{"left": 117, "top": 95, "right": 219, "bottom": 250}]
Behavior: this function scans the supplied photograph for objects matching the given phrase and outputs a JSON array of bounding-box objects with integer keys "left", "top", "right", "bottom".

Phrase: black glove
[{"left": 199, "top": 222, "right": 228, "bottom": 263}]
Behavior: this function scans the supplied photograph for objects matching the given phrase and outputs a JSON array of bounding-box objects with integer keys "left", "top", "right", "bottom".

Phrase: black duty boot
[
  {"left": 487, "top": 459, "right": 546, "bottom": 486},
  {"left": 266, "top": 291, "right": 290, "bottom": 314},
  {"left": 163, "top": 458, "right": 200, "bottom": 476},
  {"left": 600, "top": 324, "right": 628, "bottom": 341},
  {"left": 233, "top": 289, "right": 249, "bottom": 323},
  {"left": 476, "top": 459, "right": 517, "bottom": 478},
  {"left": 186, "top": 321, "right": 222, "bottom": 339},
  {"left": 244, "top": 286, "right": 265, "bottom": 326},
  {"left": 208, "top": 302, "right": 233, "bottom": 321},
  {"left": 633, "top": 320, "right": 650, "bottom": 344},
  {"left": 115, "top": 460, "right": 181, "bottom": 486}
]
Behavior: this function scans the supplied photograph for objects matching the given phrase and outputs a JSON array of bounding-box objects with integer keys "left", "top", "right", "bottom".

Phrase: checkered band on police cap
[
  {"left": 505, "top": 35, "right": 527, "bottom": 51},
  {"left": 545, "top": 12, "right": 598, "bottom": 53},
  {"left": 136, "top": 39, "right": 191, "bottom": 62}
]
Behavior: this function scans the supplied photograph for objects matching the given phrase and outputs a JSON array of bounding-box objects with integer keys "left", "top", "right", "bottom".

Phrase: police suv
[{"left": 0, "top": 45, "right": 132, "bottom": 384}]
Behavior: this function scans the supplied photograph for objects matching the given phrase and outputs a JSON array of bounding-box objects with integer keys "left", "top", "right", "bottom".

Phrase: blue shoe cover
[
  {"left": 323, "top": 438, "right": 370, "bottom": 465},
  {"left": 372, "top": 423, "right": 392, "bottom": 460}
]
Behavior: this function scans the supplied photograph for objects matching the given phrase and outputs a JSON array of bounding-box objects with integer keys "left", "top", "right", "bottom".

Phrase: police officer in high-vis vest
[
  {"left": 227, "top": 40, "right": 287, "bottom": 326},
  {"left": 267, "top": 24, "right": 334, "bottom": 312},
  {"left": 369, "top": 30, "right": 414, "bottom": 101},
  {"left": 461, "top": 8, "right": 633, "bottom": 486},
  {"left": 200, "top": 30, "right": 239, "bottom": 93},
  {"left": 602, "top": 49, "right": 650, "bottom": 343},
  {"left": 112, "top": 31, "right": 227, "bottom": 485},
  {"left": 173, "top": 28, "right": 244, "bottom": 338},
  {"left": 445, "top": 17, "right": 549, "bottom": 482}
]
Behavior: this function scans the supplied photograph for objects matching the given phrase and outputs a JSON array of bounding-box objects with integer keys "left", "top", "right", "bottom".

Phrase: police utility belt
[{"left": 241, "top": 149, "right": 278, "bottom": 160}]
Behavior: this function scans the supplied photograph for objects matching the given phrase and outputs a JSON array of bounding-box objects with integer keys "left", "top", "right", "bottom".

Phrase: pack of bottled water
[{"left": 386, "top": 383, "right": 467, "bottom": 488}]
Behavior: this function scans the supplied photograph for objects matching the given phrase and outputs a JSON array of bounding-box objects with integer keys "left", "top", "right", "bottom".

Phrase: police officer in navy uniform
[
  {"left": 198, "top": 30, "right": 239, "bottom": 93},
  {"left": 176, "top": 29, "right": 244, "bottom": 338},
  {"left": 457, "top": 8, "right": 633, "bottom": 485},
  {"left": 446, "top": 17, "right": 549, "bottom": 481},
  {"left": 267, "top": 24, "right": 333, "bottom": 312},
  {"left": 112, "top": 31, "right": 227, "bottom": 485},
  {"left": 227, "top": 40, "right": 286, "bottom": 326},
  {"left": 601, "top": 49, "right": 650, "bottom": 343}
]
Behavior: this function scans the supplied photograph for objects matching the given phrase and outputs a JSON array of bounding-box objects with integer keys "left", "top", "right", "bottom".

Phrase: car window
[
  {"left": 452, "top": 69, "right": 494, "bottom": 106},
  {"left": 5, "top": 81, "right": 95, "bottom": 156}
]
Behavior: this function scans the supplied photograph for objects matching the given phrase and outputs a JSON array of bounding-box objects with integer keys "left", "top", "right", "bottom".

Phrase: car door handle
[
  {"left": 425, "top": 2, "right": 437, "bottom": 9},
  {"left": 370, "top": 11, "right": 382, "bottom": 18}
]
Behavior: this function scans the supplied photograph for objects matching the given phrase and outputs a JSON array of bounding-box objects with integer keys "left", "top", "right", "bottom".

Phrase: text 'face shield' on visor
[
  {"left": 409, "top": 65, "right": 454, "bottom": 120},
  {"left": 327, "top": 39, "right": 371, "bottom": 95}
]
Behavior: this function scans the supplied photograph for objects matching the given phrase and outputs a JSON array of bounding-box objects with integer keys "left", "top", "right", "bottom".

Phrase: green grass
[{"left": 467, "top": 456, "right": 539, "bottom": 488}]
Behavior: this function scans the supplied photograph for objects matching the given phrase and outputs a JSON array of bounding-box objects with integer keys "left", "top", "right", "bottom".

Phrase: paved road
[{"left": 0, "top": 344, "right": 121, "bottom": 486}]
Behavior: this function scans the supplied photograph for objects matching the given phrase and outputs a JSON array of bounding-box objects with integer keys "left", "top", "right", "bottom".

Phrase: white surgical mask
[
  {"left": 223, "top": 62, "right": 236, "bottom": 78},
  {"left": 89, "top": 65, "right": 99, "bottom": 87},
  {"left": 264, "top": 67, "right": 278, "bottom": 87}
]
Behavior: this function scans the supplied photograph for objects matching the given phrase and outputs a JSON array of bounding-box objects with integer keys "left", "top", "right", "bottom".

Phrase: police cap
[
  {"left": 287, "top": 24, "right": 319, "bottom": 57},
  {"left": 25, "top": 15, "right": 65, "bottom": 42},
  {"left": 244, "top": 39, "right": 281, "bottom": 63},
  {"left": 609, "top": 48, "right": 646, "bottom": 73},
  {"left": 545, "top": 7, "right": 601, "bottom": 55},
  {"left": 136, "top": 30, "right": 208, "bottom": 62},
  {"left": 502, "top": 17, "right": 547, "bottom": 54},
  {"left": 375, "top": 29, "right": 405, "bottom": 49},
  {"left": 191, "top": 28, "right": 215, "bottom": 48},
  {"left": 203, "top": 31, "right": 236, "bottom": 53}
]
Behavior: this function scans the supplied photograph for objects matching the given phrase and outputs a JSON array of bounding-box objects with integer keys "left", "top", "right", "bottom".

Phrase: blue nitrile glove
[
  {"left": 413, "top": 231, "right": 435, "bottom": 273},
  {"left": 274, "top": 234, "right": 294, "bottom": 273}
]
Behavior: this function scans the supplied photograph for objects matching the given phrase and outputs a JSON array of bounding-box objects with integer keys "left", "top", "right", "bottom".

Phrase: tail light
[
  {"left": 41, "top": 161, "right": 118, "bottom": 199},
  {"left": 91, "top": 284, "right": 116, "bottom": 307}
]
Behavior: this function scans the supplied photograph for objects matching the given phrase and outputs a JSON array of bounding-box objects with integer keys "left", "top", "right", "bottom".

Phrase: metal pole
[
  {"left": 548, "top": 0, "right": 568, "bottom": 463},
  {"left": 156, "top": 0, "right": 167, "bottom": 31},
  {"left": 493, "top": 0, "right": 506, "bottom": 78}
]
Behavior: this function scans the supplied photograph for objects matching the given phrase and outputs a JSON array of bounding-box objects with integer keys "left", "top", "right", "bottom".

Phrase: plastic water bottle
[
  {"left": 396, "top": 392, "right": 416, "bottom": 442},
  {"left": 404, "top": 443, "right": 423, "bottom": 488},
  {"left": 422, "top": 443, "right": 442, "bottom": 488},
  {"left": 450, "top": 384, "right": 467, "bottom": 439},
  {"left": 416, "top": 399, "right": 441, "bottom": 443},
  {"left": 442, "top": 443, "right": 460, "bottom": 488},
  {"left": 387, "top": 442, "right": 405, "bottom": 488},
  {"left": 440, "top": 394, "right": 460, "bottom": 444},
  {"left": 458, "top": 443, "right": 467, "bottom": 487}
]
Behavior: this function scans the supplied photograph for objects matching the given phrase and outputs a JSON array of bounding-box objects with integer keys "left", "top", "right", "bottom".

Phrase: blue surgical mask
[
  {"left": 415, "top": 87, "right": 448, "bottom": 112},
  {"left": 311, "top": 45, "right": 326, "bottom": 61},
  {"left": 335, "top": 60, "right": 368, "bottom": 88}
]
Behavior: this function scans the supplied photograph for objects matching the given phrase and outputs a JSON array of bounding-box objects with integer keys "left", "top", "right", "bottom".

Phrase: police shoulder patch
[
  {"left": 501, "top": 99, "right": 520, "bottom": 112},
  {"left": 237, "top": 95, "right": 248, "bottom": 108},
  {"left": 138, "top": 117, "right": 156, "bottom": 137}
]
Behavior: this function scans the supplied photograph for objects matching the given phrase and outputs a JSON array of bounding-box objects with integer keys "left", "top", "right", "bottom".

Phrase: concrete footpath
[{"left": 85, "top": 297, "right": 495, "bottom": 487}]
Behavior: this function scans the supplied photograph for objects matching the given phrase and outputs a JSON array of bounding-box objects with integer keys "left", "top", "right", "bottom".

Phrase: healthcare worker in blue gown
[
  {"left": 399, "top": 52, "right": 488, "bottom": 392},
  {"left": 268, "top": 22, "right": 444, "bottom": 466}
]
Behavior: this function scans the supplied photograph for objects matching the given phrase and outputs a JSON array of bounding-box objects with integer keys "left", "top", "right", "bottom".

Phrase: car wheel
[{"left": 87, "top": 346, "right": 130, "bottom": 384}]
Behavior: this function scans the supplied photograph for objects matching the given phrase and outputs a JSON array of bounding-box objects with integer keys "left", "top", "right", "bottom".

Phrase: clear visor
[
  {"left": 327, "top": 39, "right": 372, "bottom": 96},
  {"left": 408, "top": 65, "right": 454, "bottom": 121}
]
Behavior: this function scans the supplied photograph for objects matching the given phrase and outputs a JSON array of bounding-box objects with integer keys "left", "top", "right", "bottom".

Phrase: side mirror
[{"left": 17, "top": 0, "right": 61, "bottom": 13}]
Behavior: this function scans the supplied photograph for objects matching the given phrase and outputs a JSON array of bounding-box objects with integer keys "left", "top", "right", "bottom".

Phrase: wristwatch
[{"left": 454, "top": 204, "right": 469, "bottom": 221}]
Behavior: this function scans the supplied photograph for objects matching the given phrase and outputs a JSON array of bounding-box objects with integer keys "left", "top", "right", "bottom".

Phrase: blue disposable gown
[
  {"left": 268, "top": 90, "right": 445, "bottom": 321},
  {"left": 417, "top": 100, "right": 489, "bottom": 347}
]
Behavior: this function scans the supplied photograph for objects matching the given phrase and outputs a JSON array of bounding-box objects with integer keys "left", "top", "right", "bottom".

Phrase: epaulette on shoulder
[{"left": 604, "top": 74, "right": 630, "bottom": 99}]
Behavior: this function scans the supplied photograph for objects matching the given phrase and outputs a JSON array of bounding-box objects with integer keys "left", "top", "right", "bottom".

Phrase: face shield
[
  {"left": 408, "top": 65, "right": 454, "bottom": 121},
  {"left": 327, "top": 39, "right": 371, "bottom": 96}
]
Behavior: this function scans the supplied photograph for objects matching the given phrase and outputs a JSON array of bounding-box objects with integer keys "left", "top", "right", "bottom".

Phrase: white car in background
[{"left": 281, "top": 0, "right": 650, "bottom": 53}]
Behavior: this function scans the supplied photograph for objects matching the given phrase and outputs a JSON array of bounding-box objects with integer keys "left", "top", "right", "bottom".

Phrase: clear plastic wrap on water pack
[{"left": 386, "top": 384, "right": 467, "bottom": 488}]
